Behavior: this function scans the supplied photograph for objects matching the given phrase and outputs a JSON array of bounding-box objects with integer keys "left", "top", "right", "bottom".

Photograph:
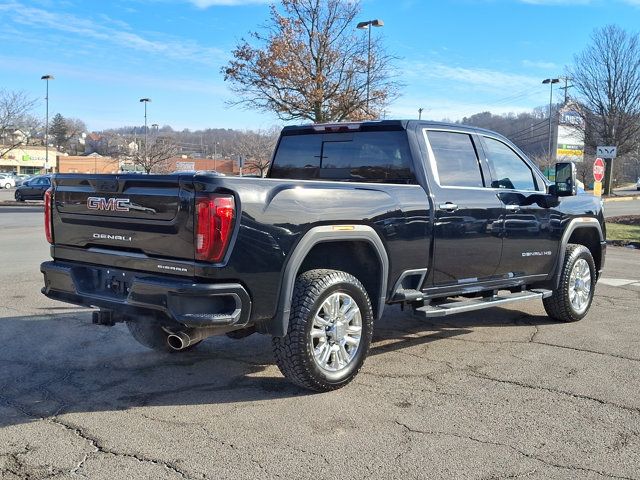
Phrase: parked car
[
  {"left": 0, "top": 174, "right": 16, "bottom": 189},
  {"left": 636, "top": 177, "right": 640, "bottom": 191},
  {"left": 14, "top": 174, "right": 33, "bottom": 186},
  {"left": 14, "top": 175, "right": 51, "bottom": 201}
]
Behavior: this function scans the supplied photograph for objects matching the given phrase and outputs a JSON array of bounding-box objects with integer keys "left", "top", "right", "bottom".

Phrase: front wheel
[
  {"left": 543, "top": 244, "right": 596, "bottom": 322},
  {"left": 15, "top": 192, "right": 23, "bottom": 202},
  {"left": 272, "top": 269, "right": 374, "bottom": 392},
  {"left": 4, "top": 183, "right": 10, "bottom": 189}
]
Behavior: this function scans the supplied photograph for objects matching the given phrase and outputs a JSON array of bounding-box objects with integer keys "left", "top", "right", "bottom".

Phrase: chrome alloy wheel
[
  {"left": 569, "top": 258, "right": 591, "bottom": 314},
  {"left": 309, "top": 292, "right": 362, "bottom": 373}
]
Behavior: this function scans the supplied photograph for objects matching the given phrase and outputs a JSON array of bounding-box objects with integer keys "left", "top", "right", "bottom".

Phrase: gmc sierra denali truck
[{"left": 41, "top": 120, "right": 606, "bottom": 391}]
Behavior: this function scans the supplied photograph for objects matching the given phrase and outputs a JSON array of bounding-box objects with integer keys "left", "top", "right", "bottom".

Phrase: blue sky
[{"left": 1, "top": 0, "right": 639, "bottom": 131}]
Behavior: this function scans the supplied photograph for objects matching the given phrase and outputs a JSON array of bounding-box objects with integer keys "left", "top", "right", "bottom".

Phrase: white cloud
[
  {"left": 405, "top": 62, "right": 539, "bottom": 91},
  {"left": 522, "top": 59, "right": 559, "bottom": 69},
  {"left": 0, "top": 1, "right": 224, "bottom": 66}
]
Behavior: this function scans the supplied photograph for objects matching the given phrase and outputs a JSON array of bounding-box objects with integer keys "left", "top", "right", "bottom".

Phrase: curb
[
  {"left": 604, "top": 195, "right": 640, "bottom": 202},
  {"left": 0, "top": 201, "right": 44, "bottom": 207}
]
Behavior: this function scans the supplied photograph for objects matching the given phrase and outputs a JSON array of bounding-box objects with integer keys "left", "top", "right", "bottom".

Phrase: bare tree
[
  {"left": 0, "top": 89, "right": 39, "bottom": 157},
  {"left": 575, "top": 158, "right": 595, "bottom": 187},
  {"left": 232, "top": 128, "right": 279, "bottom": 176},
  {"left": 568, "top": 25, "right": 640, "bottom": 156},
  {"left": 131, "top": 137, "right": 179, "bottom": 174},
  {"left": 223, "top": 0, "right": 399, "bottom": 123}
]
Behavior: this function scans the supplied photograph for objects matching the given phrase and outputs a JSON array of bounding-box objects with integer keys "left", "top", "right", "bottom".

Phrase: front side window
[
  {"left": 426, "top": 131, "right": 484, "bottom": 188},
  {"left": 483, "top": 137, "right": 540, "bottom": 191}
]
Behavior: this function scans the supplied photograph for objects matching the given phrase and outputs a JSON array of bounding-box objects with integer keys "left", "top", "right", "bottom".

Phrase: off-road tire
[
  {"left": 543, "top": 244, "right": 596, "bottom": 322},
  {"left": 272, "top": 269, "right": 374, "bottom": 392},
  {"left": 126, "top": 315, "right": 201, "bottom": 352}
]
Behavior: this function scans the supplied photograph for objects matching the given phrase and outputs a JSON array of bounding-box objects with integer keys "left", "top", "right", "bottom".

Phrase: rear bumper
[{"left": 41, "top": 261, "right": 251, "bottom": 328}]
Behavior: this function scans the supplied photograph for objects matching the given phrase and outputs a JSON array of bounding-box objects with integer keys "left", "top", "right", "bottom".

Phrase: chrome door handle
[
  {"left": 439, "top": 203, "right": 459, "bottom": 211},
  {"left": 505, "top": 204, "right": 520, "bottom": 211}
]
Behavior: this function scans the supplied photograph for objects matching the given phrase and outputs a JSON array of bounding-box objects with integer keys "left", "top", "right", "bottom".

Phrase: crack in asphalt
[
  {"left": 394, "top": 420, "right": 637, "bottom": 480},
  {"left": 49, "top": 416, "right": 194, "bottom": 479},
  {"left": 468, "top": 369, "right": 640, "bottom": 415}
]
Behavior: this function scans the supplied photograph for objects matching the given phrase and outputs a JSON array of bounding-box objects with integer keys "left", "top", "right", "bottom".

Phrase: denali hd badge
[{"left": 87, "top": 196, "right": 130, "bottom": 212}]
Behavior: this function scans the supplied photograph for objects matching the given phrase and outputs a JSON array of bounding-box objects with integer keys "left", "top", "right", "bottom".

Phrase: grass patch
[{"left": 606, "top": 222, "right": 640, "bottom": 242}]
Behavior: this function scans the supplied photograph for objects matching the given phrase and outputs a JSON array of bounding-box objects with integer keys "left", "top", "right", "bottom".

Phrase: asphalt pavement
[{"left": 1, "top": 207, "right": 640, "bottom": 479}]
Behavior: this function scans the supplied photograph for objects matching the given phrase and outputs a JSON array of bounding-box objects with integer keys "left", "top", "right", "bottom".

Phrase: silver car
[{"left": 0, "top": 174, "right": 16, "bottom": 189}]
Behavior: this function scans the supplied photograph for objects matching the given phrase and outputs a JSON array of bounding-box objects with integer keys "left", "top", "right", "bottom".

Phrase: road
[{"left": 1, "top": 208, "right": 640, "bottom": 479}]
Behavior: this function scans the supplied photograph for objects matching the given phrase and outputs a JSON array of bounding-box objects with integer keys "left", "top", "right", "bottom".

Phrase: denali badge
[
  {"left": 92, "top": 233, "right": 132, "bottom": 242},
  {"left": 87, "top": 196, "right": 130, "bottom": 212}
]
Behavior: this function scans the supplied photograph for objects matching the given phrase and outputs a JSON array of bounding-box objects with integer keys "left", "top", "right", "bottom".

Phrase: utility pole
[
  {"left": 559, "top": 76, "right": 573, "bottom": 105},
  {"left": 41, "top": 75, "right": 54, "bottom": 172},
  {"left": 418, "top": 108, "right": 423, "bottom": 120},
  {"left": 139, "top": 98, "right": 151, "bottom": 167},
  {"left": 356, "top": 19, "right": 384, "bottom": 115},
  {"left": 542, "top": 78, "right": 560, "bottom": 176}
]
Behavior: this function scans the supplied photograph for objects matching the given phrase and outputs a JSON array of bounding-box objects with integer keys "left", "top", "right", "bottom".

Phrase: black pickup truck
[{"left": 41, "top": 120, "right": 606, "bottom": 391}]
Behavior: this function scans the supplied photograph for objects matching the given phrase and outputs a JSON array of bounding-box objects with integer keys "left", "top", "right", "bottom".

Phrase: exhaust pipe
[
  {"left": 165, "top": 325, "right": 239, "bottom": 351},
  {"left": 166, "top": 330, "right": 197, "bottom": 351}
]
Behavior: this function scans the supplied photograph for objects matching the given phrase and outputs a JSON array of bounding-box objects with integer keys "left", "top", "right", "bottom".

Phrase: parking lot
[{"left": 1, "top": 207, "right": 639, "bottom": 479}]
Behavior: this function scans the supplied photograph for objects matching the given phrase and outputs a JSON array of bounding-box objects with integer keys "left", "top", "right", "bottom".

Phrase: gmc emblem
[{"left": 87, "top": 197, "right": 131, "bottom": 212}]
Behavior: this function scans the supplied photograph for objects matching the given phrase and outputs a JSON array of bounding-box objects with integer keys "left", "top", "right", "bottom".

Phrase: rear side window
[
  {"left": 270, "top": 131, "right": 416, "bottom": 183},
  {"left": 426, "top": 131, "right": 484, "bottom": 188},
  {"left": 483, "top": 137, "right": 540, "bottom": 191}
]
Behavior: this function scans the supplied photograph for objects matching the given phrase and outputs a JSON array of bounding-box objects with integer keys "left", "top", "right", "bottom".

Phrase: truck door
[
  {"left": 479, "top": 135, "right": 557, "bottom": 278},
  {"left": 423, "top": 129, "right": 503, "bottom": 287}
]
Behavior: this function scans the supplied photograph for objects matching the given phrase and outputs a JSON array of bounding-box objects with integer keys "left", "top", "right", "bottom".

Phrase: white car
[
  {"left": 636, "top": 177, "right": 640, "bottom": 191},
  {"left": 0, "top": 174, "right": 16, "bottom": 189}
]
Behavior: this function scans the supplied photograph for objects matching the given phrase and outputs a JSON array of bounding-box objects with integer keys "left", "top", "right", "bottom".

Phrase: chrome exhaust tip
[{"left": 166, "top": 331, "right": 193, "bottom": 351}]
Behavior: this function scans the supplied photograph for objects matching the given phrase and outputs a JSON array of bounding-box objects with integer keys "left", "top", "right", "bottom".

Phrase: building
[
  {"left": 166, "top": 156, "right": 240, "bottom": 175},
  {"left": 0, "top": 145, "right": 64, "bottom": 174},
  {"left": 57, "top": 153, "right": 119, "bottom": 174}
]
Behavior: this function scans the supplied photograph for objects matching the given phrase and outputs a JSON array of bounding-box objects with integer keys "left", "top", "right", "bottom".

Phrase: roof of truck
[{"left": 280, "top": 120, "right": 499, "bottom": 137}]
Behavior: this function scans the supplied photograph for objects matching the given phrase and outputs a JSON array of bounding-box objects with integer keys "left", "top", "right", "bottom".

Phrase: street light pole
[
  {"left": 542, "top": 78, "right": 560, "bottom": 176},
  {"left": 41, "top": 75, "right": 54, "bottom": 173},
  {"left": 356, "top": 19, "right": 384, "bottom": 115},
  {"left": 139, "top": 98, "right": 151, "bottom": 166}
]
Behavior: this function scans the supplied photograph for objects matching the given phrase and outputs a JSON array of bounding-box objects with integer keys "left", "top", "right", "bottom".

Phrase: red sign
[{"left": 593, "top": 158, "right": 605, "bottom": 183}]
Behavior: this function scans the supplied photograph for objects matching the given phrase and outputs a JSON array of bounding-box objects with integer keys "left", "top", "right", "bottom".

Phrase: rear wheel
[
  {"left": 4, "top": 183, "right": 10, "bottom": 189},
  {"left": 126, "top": 315, "right": 201, "bottom": 352},
  {"left": 543, "top": 244, "right": 596, "bottom": 322},
  {"left": 272, "top": 269, "right": 374, "bottom": 392}
]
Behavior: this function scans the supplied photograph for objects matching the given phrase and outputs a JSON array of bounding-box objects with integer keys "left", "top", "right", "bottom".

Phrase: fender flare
[
  {"left": 552, "top": 217, "right": 604, "bottom": 288},
  {"left": 270, "top": 225, "right": 389, "bottom": 337}
]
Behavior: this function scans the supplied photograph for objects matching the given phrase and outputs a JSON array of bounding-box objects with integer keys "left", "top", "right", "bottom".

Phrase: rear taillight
[
  {"left": 44, "top": 187, "right": 53, "bottom": 244},
  {"left": 195, "top": 194, "right": 235, "bottom": 262}
]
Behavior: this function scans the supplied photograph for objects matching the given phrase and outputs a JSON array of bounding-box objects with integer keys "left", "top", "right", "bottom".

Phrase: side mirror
[{"left": 553, "top": 162, "right": 577, "bottom": 196}]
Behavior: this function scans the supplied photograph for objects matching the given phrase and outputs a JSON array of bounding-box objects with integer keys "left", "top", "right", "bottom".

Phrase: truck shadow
[{"left": 0, "top": 305, "right": 558, "bottom": 428}]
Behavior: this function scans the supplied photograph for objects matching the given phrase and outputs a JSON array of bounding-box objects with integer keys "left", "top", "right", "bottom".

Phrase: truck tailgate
[{"left": 52, "top": 175, "right": 195, "bottom": 264}]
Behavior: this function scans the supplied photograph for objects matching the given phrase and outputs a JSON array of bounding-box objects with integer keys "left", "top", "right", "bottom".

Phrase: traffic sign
[
  {"left": 593, "top": 158, "right": 605, "bottom": 183},
  {"left": 596, "top": 146, "right": 617, "bottom": 158}
]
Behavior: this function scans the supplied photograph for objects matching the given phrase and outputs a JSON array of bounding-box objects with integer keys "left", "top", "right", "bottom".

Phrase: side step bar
[{"left": 414, "top": 289, "right": 552, "bottom": 318}]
